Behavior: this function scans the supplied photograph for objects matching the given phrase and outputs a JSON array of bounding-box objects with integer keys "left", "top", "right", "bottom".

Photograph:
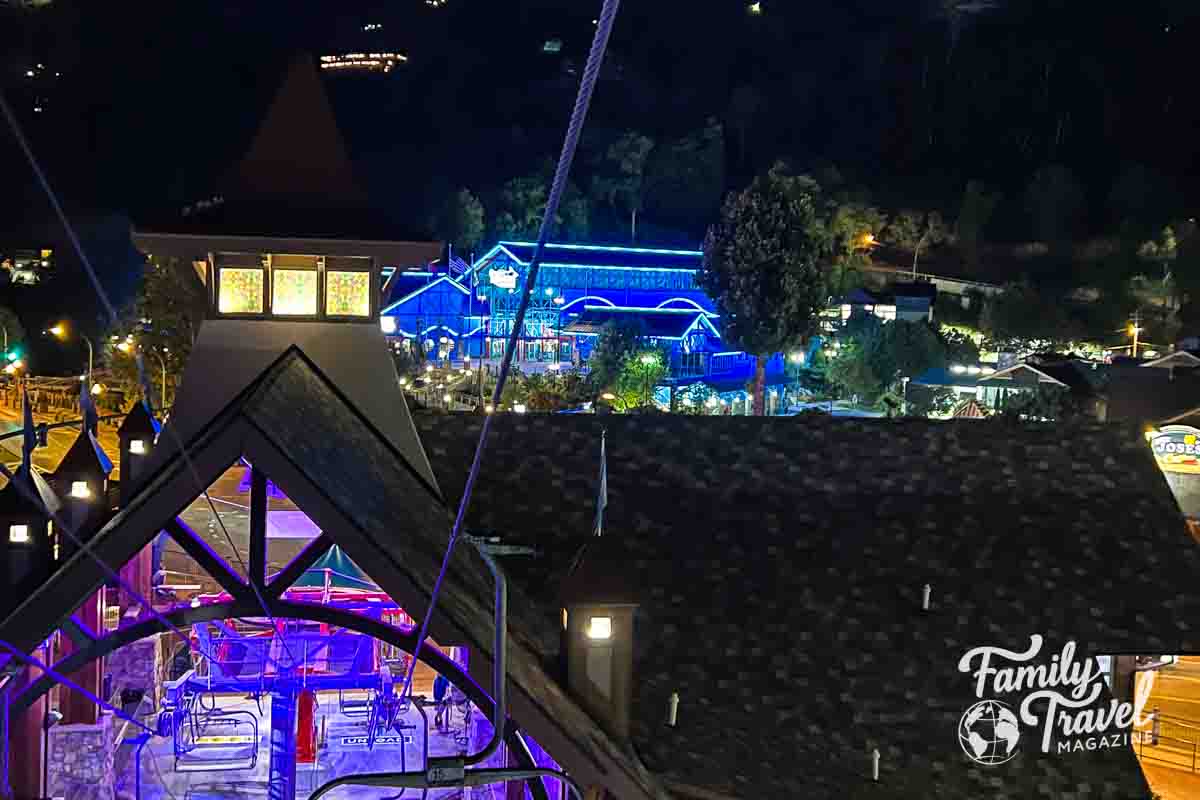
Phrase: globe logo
[{"left": 958, "top": 699, "right": 1020, "bottom": 765}]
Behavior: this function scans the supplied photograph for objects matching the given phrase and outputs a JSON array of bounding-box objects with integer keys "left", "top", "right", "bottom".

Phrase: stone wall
[
  {"left": 105, "top": 637, "right": 160, "bottom": 708},
  {"left": 47, "top": 712, "right": 114, "bottom": 800}
]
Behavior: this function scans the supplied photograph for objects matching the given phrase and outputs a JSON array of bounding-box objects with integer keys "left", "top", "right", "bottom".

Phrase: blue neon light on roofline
[
  {"left": 541, "top": 262, "right": 698, "bottom": 273},
  {"left": 500, "top": 241, "right": 702, "bottom": 256},
  {"left": 480, "top": 243, "right": 701, "bottom": 272},
  {"left": 580, "top": 304, "right": 719, "bottom": 316}
]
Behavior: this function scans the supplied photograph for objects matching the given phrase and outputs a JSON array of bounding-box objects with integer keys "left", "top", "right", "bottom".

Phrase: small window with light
[
  {"left": 586, "top": 616, "right": 613, "bottom": 640},
  {"left": 9, "top": 524, "right": 30, "bottom": 544},
  {"left": 325, "top": 257, "right": 372, "bottom": 317},
  {"left": 217, "top": 266, "right": 265, "bottom": 314},
  {"left": 70, "top": 480, "right": 91, "bottom": 499},
  {"left": 129, "top": 439, "right": 147, "bottom": 455},
  {"left": 271, "top": 255, "right": 319, "bottom": 316}
]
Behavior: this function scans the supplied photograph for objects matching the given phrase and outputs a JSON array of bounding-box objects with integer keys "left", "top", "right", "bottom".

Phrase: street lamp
[
  {"left": 48, "top": 323, "right": 92, "bottom": 390},
  {"left": 639, "top": 353, "right": 656, "bottom": 407}
]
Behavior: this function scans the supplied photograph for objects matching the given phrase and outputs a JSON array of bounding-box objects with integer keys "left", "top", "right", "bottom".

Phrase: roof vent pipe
[
  {"left": 666, "top": 691, "right": 679, "bottom": 727},
  {"left": 921, "top": 583, "right": 931, "bottom": 611}
]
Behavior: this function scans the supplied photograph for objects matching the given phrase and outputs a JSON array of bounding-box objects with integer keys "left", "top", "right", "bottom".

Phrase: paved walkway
[
  {"left": 0, "top": 404, "right": 122, "bottom": 478},
  {"left": 1136, "top": 658, "right": 1200, "bottom": 797}
]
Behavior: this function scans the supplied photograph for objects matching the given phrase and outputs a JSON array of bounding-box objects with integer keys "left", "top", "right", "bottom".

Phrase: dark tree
[{"left": 700, "top": 162, "right": 829, "bottom": 415}]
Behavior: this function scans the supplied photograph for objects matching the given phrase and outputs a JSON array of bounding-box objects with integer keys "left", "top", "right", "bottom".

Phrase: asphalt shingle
[{"left": 414, "top": 414, "right": 1200, "bottom": 799}]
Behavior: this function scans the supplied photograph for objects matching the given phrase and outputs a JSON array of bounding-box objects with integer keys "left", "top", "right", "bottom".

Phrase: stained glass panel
[
  {"left": 217, "top": 268, "right": 264, "bottom": 314},
  {"left": 272, "top": 269, "right": 318, "bottom": 316},
  {"left": 326, "top": 270, "right": 371, "bottom": 317}
]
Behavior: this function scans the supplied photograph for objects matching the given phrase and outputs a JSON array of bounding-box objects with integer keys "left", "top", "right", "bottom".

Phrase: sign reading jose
[
  {"left": 956, "top": 635, "right": 1151, "bottom": 764},
  {"left": 1149, "top": 425, "right": 1200, "bottom": 471}
]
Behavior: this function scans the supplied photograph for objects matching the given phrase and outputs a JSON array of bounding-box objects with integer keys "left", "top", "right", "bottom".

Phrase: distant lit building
[
  {"left": 379, "top": 241, "right": 790, "bottom": 404},
  {"left": 834, "top": 283, "right": 937, "bottom": 324},
  {"left": 0, "top": 248, "right": 53, "bottom": 285},
  {"left": 318, "top": 52, "right": 406, "bottom": 75}
]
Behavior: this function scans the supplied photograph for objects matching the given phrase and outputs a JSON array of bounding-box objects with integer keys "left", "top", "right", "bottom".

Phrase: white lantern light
[
  {"left": 129, "top": 439, "right": 146, "bottom": 455},
  {"left": 586, "top": 616, "right": 613, "bottom": 640},
  {"left": 70, "top": 481, "right": 91, "bottom": 499}
]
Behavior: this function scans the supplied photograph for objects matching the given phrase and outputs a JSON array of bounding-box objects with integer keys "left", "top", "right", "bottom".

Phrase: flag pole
[{"left": 593, "top": 428, "right": 607, "bottom": 537}]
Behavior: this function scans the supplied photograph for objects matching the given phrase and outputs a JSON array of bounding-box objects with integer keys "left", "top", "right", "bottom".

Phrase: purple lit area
[
  {"left": 72, "top": 591, "right": 542, "bottom": 799},
  {"left": 43, "top": 615, "right": 549, "bottom": 800}
]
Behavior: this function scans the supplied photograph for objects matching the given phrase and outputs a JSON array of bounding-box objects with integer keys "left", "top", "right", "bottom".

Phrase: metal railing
[
  {"left": 0, "top": 411, "right": 129, "bottom": 444},
  {"left": 1134, "top": 712, "right": 1200, "bottom": 773}
]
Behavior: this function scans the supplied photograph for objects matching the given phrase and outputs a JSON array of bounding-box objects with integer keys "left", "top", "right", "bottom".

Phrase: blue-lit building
[{"left": 378, "top": 241, "right": 789, "bottom": 398}]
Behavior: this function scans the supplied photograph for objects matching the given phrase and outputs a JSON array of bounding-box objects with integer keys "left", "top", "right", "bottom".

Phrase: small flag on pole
[
  {"left": 592, "top": 429, "right": 607, "bottom": 537},
  {"left": 80, "top": 381, "right": 98, "bottom": 436}
]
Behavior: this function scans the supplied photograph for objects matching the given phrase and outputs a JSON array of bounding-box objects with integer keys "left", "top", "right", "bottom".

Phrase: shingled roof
[
  {"left": 413, "top": 414, "right": 1200, "bottom": 799},
  {"left": 1105, "top": 364, "right": 1200, "bottom": 425}
]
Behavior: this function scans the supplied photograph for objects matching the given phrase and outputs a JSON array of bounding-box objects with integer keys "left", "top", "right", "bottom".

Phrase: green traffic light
[{"left": 4, "top": 351, "right": 16, "bottom": 362}]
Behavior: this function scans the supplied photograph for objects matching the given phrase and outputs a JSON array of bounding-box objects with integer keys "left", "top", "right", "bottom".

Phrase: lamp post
[{"left": 640, "top": 353, "right": 656, "bottom": 407}]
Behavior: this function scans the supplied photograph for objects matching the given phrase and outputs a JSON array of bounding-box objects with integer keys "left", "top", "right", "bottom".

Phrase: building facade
[{"left": 379, "top": 241, "right": 789, "bottom": 400}]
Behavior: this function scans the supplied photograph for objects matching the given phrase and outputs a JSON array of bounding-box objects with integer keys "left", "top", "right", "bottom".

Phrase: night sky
[{"left": 3, "top": 0, "right": 1200, "bottom": 370}]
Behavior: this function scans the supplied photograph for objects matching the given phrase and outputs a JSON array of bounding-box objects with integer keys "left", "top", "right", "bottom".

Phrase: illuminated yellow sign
[{"left": 1150, "top": 425, "right": 1200, "bottom": 473}]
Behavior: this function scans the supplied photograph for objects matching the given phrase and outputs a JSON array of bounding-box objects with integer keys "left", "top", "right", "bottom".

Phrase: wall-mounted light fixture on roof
[{"left": 586, "top": 616, "right": 613, "bottom": 640}]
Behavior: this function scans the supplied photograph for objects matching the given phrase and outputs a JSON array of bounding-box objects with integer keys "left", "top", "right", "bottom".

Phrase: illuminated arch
[
  {"left": 13, "top": 598, "right": 551, "bottom": 800},
  {"left": 558, "top": 296, "right": 616, "bottom": 311},
  {"left": 654, "top": 297, "right": 711, "bottom": 313}
]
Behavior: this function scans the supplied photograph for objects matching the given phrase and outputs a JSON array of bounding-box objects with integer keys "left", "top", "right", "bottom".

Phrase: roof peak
[{"left": 224, "top": 52, "right": 369, "bottom": 209}]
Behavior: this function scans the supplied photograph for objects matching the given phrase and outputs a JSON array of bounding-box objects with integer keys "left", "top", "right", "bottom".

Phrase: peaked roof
[
  {"left": 226, "top": 54, "right": 366, "bottom": 206},
  {"left": 978, "top": 361, "right": 1070, "bottom": 388},
  {"left": 0, "top": 324, "right": 663, "bottom": 800},
  {"left": 0, "top": 468, "right": 61, "bottom": 517},
  {"left": 951, "top": 398, "right": 988, "bottom": 418},
  {"left": 1106, "top": 364, "right": 1200, "bottom": 425},
  {"left": 54, "top": 429, "right": 113, "bottom": 479},
  {"left": 1141, "top": 350, "right": 1200, "bottom": 369},
  {"left": 164, "top": 319, "right": 440, "bottom": 500},
  {"left": 137, "top": 54, "right": 427, "bottom": 242},
  {"left": 381, "top": 274, "right": 471, "bottom": 314},
  {"left": 413, "top": 413, "right": 1200, "bottom": 799},
  {"left": 116, "top": 400, "right": 160, "bottom": 439},
  {"left": 291, "top": 544, "right": 374, "bottom": 589}
]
